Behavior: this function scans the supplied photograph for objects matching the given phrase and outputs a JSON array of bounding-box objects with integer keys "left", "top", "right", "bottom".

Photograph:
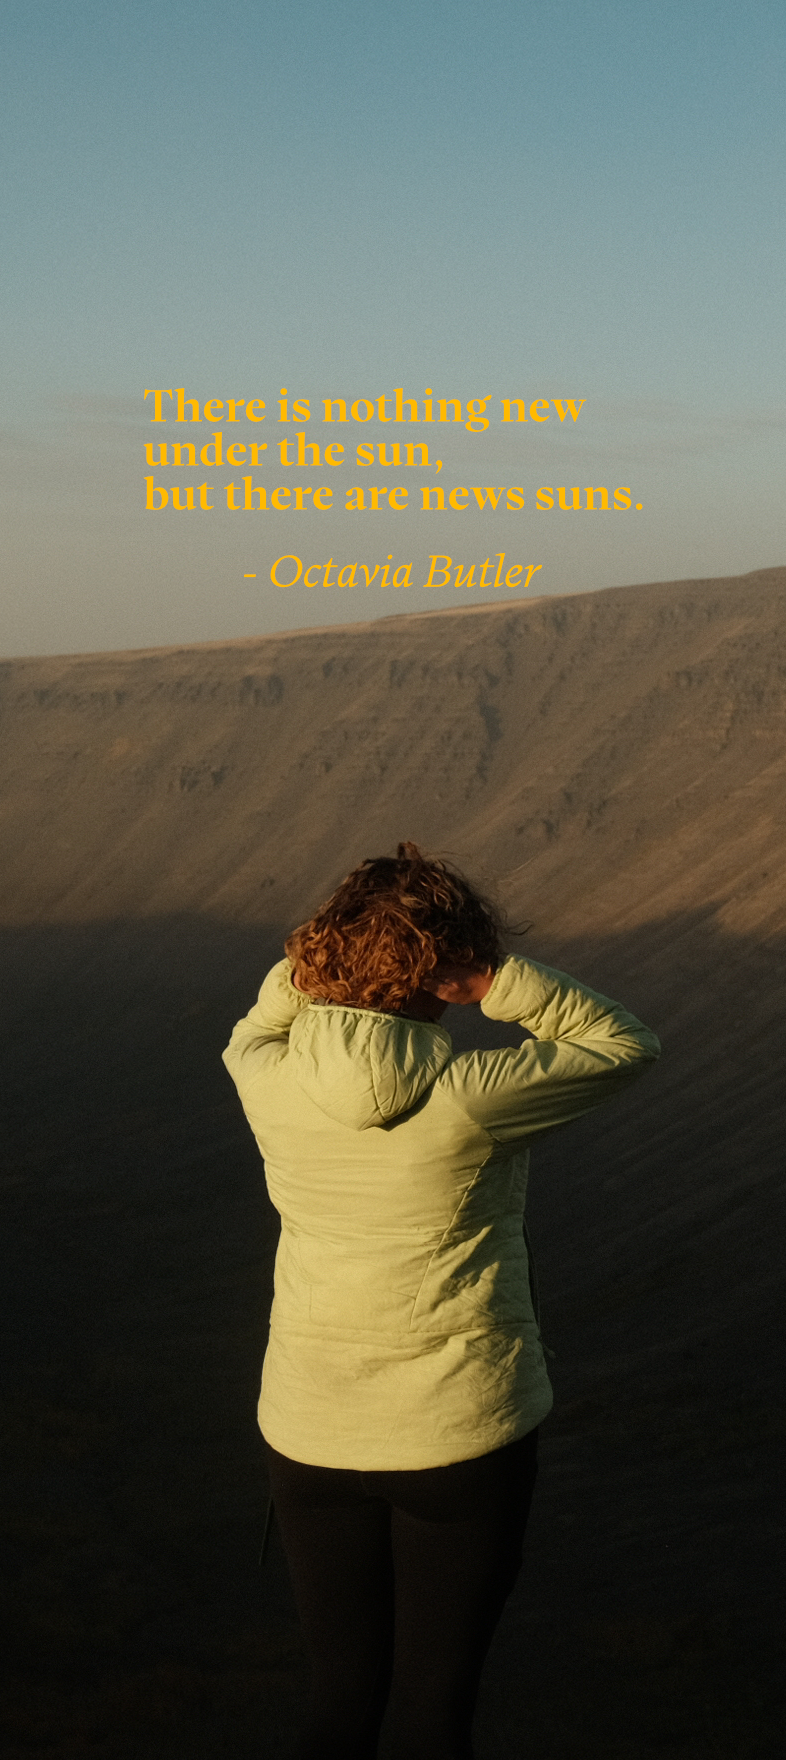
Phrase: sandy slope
[
  {"left": 1, "top": 566, "right": 784, "bottom": 939},
  {"left": 2, "top": 566, "right": 785, "bottom": 1758}
]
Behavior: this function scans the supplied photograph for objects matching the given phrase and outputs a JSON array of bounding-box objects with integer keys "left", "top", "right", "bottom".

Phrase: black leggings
[{"left": 265, "top": 1428, "right": 539, "bottom": 1760}]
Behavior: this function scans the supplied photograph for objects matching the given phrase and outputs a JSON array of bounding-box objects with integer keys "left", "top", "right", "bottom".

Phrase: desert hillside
[
  {"left": 2, "top": 565, "right": 785, "bottom": 939},
  {"left": 2, "top": 565, "right": 784, "bottom": 1759}
]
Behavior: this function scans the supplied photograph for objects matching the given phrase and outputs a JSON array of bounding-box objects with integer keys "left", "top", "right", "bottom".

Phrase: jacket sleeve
[
  {"left": 441, "top": 955, "right": 660, "bottom": 1144},
  {"left": 222, "top": 958, "right": 309, "bottom": 1093}
]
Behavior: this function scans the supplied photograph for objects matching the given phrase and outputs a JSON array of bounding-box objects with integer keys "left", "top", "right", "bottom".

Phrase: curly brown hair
[{"left": 285, "top": 842, "right": 505, "bottom": 1011}]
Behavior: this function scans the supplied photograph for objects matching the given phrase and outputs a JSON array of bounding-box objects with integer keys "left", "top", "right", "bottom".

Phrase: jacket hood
[{"left": 289, "top": 1002, "right": 453, "bottom": 1130}]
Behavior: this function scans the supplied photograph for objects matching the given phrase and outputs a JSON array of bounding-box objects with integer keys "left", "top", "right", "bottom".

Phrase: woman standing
[{"left": 223, "top": 843, "right": 659, "bottom": 1759}]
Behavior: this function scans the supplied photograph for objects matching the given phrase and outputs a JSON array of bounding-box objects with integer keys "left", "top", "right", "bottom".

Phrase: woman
[{"left": 223, "top": 842, "right": 659, "bottom": 1760}]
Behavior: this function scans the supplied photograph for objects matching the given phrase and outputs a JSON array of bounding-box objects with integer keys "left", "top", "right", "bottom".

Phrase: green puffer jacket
[{"left": 223, "top": 954, "right": 660, "bottom": 1470}]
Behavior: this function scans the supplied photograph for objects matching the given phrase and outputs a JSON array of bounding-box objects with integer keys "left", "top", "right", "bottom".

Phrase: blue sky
[{"left": 2, "top": 0, "right": 784, "bottom": 654}]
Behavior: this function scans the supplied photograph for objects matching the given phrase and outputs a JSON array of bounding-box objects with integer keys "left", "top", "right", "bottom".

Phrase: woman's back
[{"left": 223, "top": 951, "right": 659, "bottom": 1470}]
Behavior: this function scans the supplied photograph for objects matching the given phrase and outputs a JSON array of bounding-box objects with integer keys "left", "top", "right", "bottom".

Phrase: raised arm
[
  {"left": 222, "top": 958, "right": 309, "bottom": 1091},
  {"left": 442, "top": 954, "right": 660, "bottom": 1142}
]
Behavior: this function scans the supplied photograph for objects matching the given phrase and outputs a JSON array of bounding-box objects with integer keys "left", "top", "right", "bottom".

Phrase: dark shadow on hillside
[{"left": 1, "top": 912, "right": 784, "bottom": 1758}]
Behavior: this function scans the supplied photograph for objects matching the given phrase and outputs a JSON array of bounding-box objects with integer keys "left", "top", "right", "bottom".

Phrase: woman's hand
[{"left": 421, "top": 963, "right": 496, "bottom": 1006}]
